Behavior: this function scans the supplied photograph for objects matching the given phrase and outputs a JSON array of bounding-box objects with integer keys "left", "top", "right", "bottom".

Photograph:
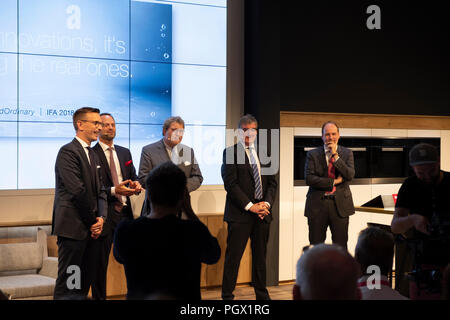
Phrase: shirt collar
[
  {"left": 75, "top": 136, "right": 91, "bottom": 149},
  {"left": 240, "top": 141, "right": 255, "bottom": 150},
  {"left": 99, "top": 140, "right": 114, "bottom": 152},
  {"left": 163, "top": 139, "right": 176, "bottom": 151}
]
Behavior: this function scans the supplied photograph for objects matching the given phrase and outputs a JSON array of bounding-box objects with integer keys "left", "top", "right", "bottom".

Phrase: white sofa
[{"left": 0, "top": 228, "right": 57, "bottom": 300}]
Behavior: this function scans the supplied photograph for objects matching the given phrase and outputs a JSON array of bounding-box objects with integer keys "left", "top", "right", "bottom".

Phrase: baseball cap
[{"left": 409, "top": 143, "right": 439, "bottom": 166}]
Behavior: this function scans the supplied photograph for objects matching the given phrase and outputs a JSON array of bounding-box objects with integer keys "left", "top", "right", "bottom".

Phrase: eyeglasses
[
  {"left": 240, "top": 128, "right": 257, "bottom": 133},
  {"left": 80, "top": 120, "right": 103, "bottom": 127}
]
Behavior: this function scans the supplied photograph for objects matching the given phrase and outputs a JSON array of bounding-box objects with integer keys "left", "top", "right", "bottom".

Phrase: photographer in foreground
[{"left": 391, "top": 143, "right": 450, "bottom": 299}]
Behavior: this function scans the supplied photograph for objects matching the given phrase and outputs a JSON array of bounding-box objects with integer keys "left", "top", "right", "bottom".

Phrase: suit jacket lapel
[
  {"left": 116, "top": 147, "right": 128, "bottom": 180},
  {"left": 73, "top": 138, "right": 95, "bottom": 193},
  {"left": 318, "top": 147, "right": 328, "bottom": 174},
  {"left": 94, "top": 143, "right": 113, "bottom": 184},
  {"left": 236, "top": 143, "right": 255, "bottom": 184},
  {"left": 158, "top": 139, "right": 171, "bottom": 163}
]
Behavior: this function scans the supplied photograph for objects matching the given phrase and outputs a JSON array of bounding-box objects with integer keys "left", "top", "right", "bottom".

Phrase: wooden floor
[
  {"left": 202, "top": 283, "right": 295, "bottom": 300},
  {"left": 108, "top": 282, "right": 295, "bottom": 300}
]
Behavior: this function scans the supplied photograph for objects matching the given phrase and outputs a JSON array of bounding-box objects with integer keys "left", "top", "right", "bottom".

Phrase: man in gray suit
[
  {"left": 138, "top": 116, "right": 203, "bottom": 216},
  {"left": 304, "top": 121, "right": 355, "bottom": 249}
]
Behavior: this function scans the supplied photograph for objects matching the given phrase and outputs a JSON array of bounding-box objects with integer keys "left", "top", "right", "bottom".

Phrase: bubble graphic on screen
[
  {"left": 160, "top": 24, "right": 166, "bottom": 31},
  {"left": 161, "top": 33, "right": 166, "bottom": 38},
  {"left": 163, "top": 53, "right": 170, "bottom": 59}
]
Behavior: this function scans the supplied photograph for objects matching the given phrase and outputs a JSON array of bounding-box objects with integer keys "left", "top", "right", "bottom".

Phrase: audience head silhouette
[
  {"left": 145, "top": 161, "right": 187, "bottom": 216},
  {"left": 355, "top": 227, "right": 394, "bottom": 276},
  {"left": 293, "top": 243, "right": 361, "bottom": 300}
]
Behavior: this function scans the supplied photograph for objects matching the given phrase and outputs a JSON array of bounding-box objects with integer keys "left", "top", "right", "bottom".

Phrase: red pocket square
[{"left": 125, "top": 160, "right": 132, "bottom": 166}]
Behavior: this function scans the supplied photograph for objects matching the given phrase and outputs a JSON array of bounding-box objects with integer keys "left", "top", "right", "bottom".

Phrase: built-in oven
[{"left": 294, "top": 137, "right": 440, "bottom": 185}]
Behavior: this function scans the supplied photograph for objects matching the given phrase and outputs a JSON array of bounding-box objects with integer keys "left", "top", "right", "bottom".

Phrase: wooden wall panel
[
  {"left": 47, "top": 235, "right": 58, "bottom": 257},
  {"left": 280, "top": 112, "right": 450, "bottom": 130},
  {"left": 202, "top": 215, "right": 252, "bottom": 287},
  {"left": 106, "top": 245, "right": 127, "bottom": 297},
  {"left": 0, "top": 237, "right": 34, "bottom": 244}
]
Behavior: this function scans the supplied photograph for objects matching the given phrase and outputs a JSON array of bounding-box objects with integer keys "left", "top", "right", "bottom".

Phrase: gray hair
[
  {"left": 238, "top": 114, "right": 258, "bottom": 128},
  {"left": 296, "top": 244, "right": 360, "bottom": 300},
  {"left": 163, "top": 116, "right": 185, "bottom": 132}
]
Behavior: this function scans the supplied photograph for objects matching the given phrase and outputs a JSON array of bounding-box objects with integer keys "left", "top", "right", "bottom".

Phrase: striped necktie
[{"left": 248, "top": 146, "right": 263, "bottom": 200}]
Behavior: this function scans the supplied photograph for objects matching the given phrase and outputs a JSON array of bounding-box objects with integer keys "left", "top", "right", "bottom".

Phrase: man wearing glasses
[
  {"left": 52, "top": 107, "right": 107, "bottom": 299},
  {"left": 138, "top": 116, "right": 203, "bottom": 217}
]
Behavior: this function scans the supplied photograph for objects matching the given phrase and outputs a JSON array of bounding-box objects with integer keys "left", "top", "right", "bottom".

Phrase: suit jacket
[
  {"left": 92, "top": 143, "right": 138, "bottom": 235},
  {"left": 221, "top": 143, "right": 278, "bottom": 223},
  {"left": 52, "top": 138, "right": 107, "bottom": 240},
  {"left": 138, "top": 139, "right": 203, "bottom": 191},
  {"left": 304, "top": 145, "right": 355, "bottom": 218}
]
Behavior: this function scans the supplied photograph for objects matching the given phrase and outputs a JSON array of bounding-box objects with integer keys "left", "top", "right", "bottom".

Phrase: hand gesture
[
  {"left": 250, "top": 202, "right": 270, "bottom": 220},
  {"left": 326, "top": 141, "right": 338, "bottom": 155},
  {"left": 115, "top": 179, "right": 136, "bottom": 196},
  {"left": 334, "top": 175, "right": 343, "bottom": 186},
  {"left": 128, "top": 180, "right": 143, "bottom": 195}
]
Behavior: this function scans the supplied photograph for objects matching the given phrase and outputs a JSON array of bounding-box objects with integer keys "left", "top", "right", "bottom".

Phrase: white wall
[{"left": 279, "top": 126, "right": 450, "bottom": 282}]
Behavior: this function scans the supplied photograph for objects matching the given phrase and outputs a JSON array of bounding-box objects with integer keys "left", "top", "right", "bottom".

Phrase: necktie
[
  {"left": 248, "top": 146, "right": 263, "bottom": 200},
  {"left": 87, "top": 147, "right": 98, "bottom": 212},
  {"left": 109, "top": 147, "right": 124, "bottom": 212},
  {"left": 326, "top": 155, "right": 336, "bottom": 194},
  {"left": 87, "top": 147, "right": 97, "bottom": 187}
]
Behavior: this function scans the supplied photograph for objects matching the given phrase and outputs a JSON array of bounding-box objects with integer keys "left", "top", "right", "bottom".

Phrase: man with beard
[
  {"left": 391, "top": 143, "right": 450, "bottom": 298},
  {"left": 91, "top": 113, "right": 142, "bottom": 299}
]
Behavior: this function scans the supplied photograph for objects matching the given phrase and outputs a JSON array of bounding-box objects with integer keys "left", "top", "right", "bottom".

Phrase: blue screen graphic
[{"left": 0, "top": 0, "right": 227, "bottom": 189}]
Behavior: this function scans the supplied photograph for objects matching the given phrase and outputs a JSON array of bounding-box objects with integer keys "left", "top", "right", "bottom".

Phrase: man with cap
[
  {"left": 391, "top": 143, "right": 449, "bottom": 237},
  {"left": 391, "top": 143, "right": 450, "bottom": 297}
]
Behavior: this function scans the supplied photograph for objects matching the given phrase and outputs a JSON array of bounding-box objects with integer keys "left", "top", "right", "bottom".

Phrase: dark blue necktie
[{"left": 248, "top": 146, "right": 263, "bottom": 200}]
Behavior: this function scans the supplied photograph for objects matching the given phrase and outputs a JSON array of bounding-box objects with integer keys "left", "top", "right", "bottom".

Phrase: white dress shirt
[
  {"left": 240, "top": 142, "right": 270, "bottom": 211},
  {"left": 75, "top": 136, "right": 91, "bottom": 164},
  {"left": 99, "top": 141, "right": 126, "bottom": 205}
]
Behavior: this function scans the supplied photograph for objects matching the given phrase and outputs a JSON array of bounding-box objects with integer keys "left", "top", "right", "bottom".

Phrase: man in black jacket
[
  {"left": 304, "top": 121, "right": 355, "bottom": 249},
  {"left": 91, "top": 113, "right": 142, "bottom": 299},
  {"left": 221, "top": 114, "right": 278, "bottom": 300},
  {"left": 52, "top": 107, "right": 107, "bottom": 299}
]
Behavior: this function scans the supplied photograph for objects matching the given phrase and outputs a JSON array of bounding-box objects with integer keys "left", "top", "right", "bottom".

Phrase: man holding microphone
[{"left": 304, "top": 121, "right": 355, "bottom": 249}]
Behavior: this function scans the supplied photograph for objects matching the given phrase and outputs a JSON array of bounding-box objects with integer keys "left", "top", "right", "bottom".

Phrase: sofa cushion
[
  {"left": 0, "top": 243, "right": 43, "bottom": 272},
  {"left": 0, "top": 275, "right": 55, "bottom": 299}
]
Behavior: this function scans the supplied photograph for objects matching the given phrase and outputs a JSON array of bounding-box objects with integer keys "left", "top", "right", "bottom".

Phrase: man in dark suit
[
  {"left": 52, "top": 107, "right": 107, "bottom": 299},
  {"left": 138, "top": 116, "right": 203, "bottom": 216},
  {"left": 91, "top": 113, "right": 142, "bottom": 300},
  {"left": 221, "top": 114, "right": 278, "bottom": 300},
  {"left": 304, "top": 121, "right": 355, "bottom": 249}
]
